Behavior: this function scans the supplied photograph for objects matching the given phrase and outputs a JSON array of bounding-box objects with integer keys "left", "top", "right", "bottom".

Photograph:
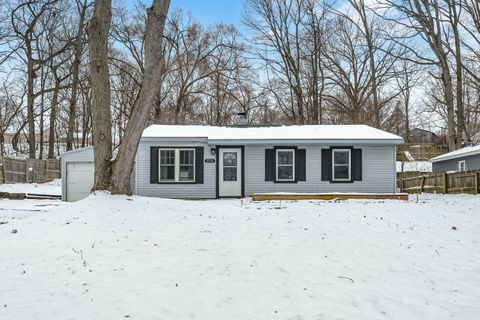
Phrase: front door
[{"left": 218, "top": 148, "right": 242, "bottom": 197}]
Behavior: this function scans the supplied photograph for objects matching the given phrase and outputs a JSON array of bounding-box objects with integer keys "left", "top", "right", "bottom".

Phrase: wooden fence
[
  {"left": 0, "top": 157, "right": 61, "bottom": 184},
  {"left": 397, "top": 170, "right": 480, "bottom": 195},
  {"left": 396, "top": 144, "right": 449, "bottom": 161}
]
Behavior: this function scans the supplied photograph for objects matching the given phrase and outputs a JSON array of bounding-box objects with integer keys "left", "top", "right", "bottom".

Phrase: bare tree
[
  {"left": 66, "top": 0, "right": 91, "bottom": 151},
  {"left": 382, "top": 0, "right": 458, "bottom": 149},
  {"left": 87, "top": 0, "right": 113, "bottom": 190},
  {"left": 110, "top": 0, "right": 171, "bottom": 194}
]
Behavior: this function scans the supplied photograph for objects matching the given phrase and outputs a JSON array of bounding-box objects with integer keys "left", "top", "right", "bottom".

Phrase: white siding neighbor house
[{"left": 61, "top": 124, "right": 403, "bottom": 201}]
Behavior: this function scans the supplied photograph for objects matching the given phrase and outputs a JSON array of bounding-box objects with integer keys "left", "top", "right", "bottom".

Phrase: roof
[
  {"left": 410, "top": 128, "right": 438, "bottom": 137},
  {"left": 60, "top": 146, "right": 93, "bottom": 157},
  {"left": 430, "top": 144, "right": 480, "bottom": 163},
  {"left": 141, "top": 125, "right": 403, "bottom": 144}
]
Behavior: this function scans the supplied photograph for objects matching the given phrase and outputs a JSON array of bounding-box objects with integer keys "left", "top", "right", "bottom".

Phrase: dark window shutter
[
  {"left": 295, "top": 149, "right": 306, "bottom": 181},
  {"left": 150, "top": 147, "right": 159, "bottom": 183},
  {"left": 195, "top": 147, "right": 204, "bottom": 183},
  {"left": 321, "top": 149, "right": 331, "bottom": 181},
  {"left": 352, "top": 148, "right": 362, "bottom": 181},
  {"left": 265, "top": 149, "right": 275, "bottom": 181}
]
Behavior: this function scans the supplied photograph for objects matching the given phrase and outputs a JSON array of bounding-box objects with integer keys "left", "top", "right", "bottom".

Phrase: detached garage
[{"left": 61, "top": 147, "right": 94, "bottom": 202}]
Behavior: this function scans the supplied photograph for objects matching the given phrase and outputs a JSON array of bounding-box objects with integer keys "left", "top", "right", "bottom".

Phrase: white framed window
[
  {"left": 458, "top": 160, "right": 466, "bottom": 172},
  {"left": 276, "top": 149, "right": 295, "bottom": 181},
  {"left": 332, "top": 149, "right": 351, "bottom": 181},
  {"left": 159, "top": 148, "right": 195, "bottom": 182}
]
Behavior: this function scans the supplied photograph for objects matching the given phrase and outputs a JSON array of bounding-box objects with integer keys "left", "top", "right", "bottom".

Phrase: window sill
[
  {"left": 274, "top": 180, "right": 298, "bottom": 184},
  {"left": 329, "top": 180, "right": 354, "bottom": 183},
  {"left": 155, "top": 181, "right": 196, "bottom": 184}
]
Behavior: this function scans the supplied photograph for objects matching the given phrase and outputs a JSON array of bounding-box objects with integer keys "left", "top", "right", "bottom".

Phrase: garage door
[{"left": 66, "top": 162, "right": 94, "bottom": 202}]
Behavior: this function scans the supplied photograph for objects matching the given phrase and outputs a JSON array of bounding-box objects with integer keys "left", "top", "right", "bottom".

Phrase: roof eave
[
  {"left": 140, "top": 137, "right": 403, "bottom": 145},
  {"left": 430, "top": 149, "right": 480, "bottom": 163}
]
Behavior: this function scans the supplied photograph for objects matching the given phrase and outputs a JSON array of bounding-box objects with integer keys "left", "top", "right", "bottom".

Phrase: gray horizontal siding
[
  {"left": 135, "top": 140, "right": 216, "bottom": 198},
  {"left": 244, "top": 145, "right": 396, "bottom": 195},
  {"left": 433, "top": 153, "right": 480, "bottom": 172},
  {"left": 65, "top": 142, "right": 397, "bottom": 199}
]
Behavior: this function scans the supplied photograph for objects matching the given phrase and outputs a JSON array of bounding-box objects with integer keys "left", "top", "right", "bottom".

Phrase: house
[
  {"left": 61, "top": 124, "right": 404, "bottom": 201},
  {"left": 430, "top": 144, "right": 480, "bottom": 172},
  {"left": 408, "top": 128, "right": 440, "bottom": 144}
]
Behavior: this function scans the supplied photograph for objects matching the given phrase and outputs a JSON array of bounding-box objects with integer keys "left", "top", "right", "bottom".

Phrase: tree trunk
[
  {"left": 87, "top": 0, "right": 113, "bottom": 190},
  {"left": 39, "top": 90, "right": 44, "bottom": 160},
  {"left": 110, "top": 0, "right": 171, "bottom": 194},
  {"left": 67, "top": 0, "right": 88, "bottom": 151},
  {"left": 26, "top": 44, "right": 36, "bottom": 159},
  {"left": 48, "top": 75, "right": 60, "bottom": 159},
  {"left": 451, "top": 1, "right": 465, "bottom": 147}
]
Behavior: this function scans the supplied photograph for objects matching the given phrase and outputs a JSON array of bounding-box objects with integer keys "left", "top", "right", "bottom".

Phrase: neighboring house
[
  {"left": 61, "top": 124, "right": 403, "bottom": 201},
  {"left": 430, "top": 144, "right": 480, "bottom": 172},
  {"left": 408, "top": 128, "right": 439, "bottom": 144}
]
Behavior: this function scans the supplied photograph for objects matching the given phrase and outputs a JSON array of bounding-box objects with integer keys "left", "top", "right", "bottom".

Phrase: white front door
[{"left": 219, "top": 148, "right": 242, "bottom": 197}]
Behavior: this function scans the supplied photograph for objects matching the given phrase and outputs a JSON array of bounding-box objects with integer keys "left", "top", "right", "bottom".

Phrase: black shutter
[
  {"left": 352, "top": 148, "right": 362, "bottom": 181},
  {"left": 321, "top": 149, "right": 331, "bottom": 181},
  {"left": 150, "top": 147, "right": 159, "bottom": 183},
  {"left": 295, "top": 149, "right": 306, "bottom": 181},
  {"left": 265, "top": 149, "right": 275, "bottom": 181},
  {"left": 195, "top": 147, "right": 204, "bottom": 183}
]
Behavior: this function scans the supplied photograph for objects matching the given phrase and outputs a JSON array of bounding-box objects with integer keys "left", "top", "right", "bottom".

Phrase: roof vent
[
  {"left": 237, "top": 112, "right": 248, "bottom": 126},
  {"left": 461, "top": 140, "right": 473, "bottom": 148}
]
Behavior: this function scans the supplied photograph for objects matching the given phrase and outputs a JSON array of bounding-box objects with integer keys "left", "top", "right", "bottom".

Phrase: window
[
  {"left": 159, "top": 149, "right": 195, "bottom": 182},
  {"left": 276, "top": 149, "right": 295, "bottom": 181},
  {"left": 332, "top": 149, "right": 351, "bottom": 181},
  {"left": 458, "top": 160, "right": 466, "bottom": 172},
  {"left": 160, "top": 150, "right": 175, "bottom": 181},
  {"left": 223, "top": 152, "right": 237, "bottom": 181}
]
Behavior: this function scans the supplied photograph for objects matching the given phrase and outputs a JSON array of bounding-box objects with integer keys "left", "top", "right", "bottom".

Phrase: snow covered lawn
[
  {"left": 1, "top": 194, "right": 479, "bottom": 319},
  {"left": 0, "top": 179, "right": 61, "bottom": 195}
]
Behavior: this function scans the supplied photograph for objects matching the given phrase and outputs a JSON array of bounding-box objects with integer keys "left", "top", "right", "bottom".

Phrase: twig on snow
[{"left": 337, "top": 276, "right": 355, "bottom": 283}]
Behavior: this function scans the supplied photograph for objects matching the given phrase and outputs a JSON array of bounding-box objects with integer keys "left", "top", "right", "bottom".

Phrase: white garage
[
  {"left": 61, "top": 146, "right": 136, "bottom": 201},
  {"left": 61, "top": 147, "right": 95, "bottom": 202}
]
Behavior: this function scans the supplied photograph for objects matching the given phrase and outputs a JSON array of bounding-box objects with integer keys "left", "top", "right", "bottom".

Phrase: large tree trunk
[
  {"left": 87, "top": 0, "right": 113, "bottom": 190},
  {"left": 110, "top": 0, "right": 171, "bottom": 194}
]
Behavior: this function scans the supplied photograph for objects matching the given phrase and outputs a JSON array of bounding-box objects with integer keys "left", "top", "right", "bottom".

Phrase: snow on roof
[
  {"left": 430, "top": 144, "right": 480, "bottom": 163},
  {"left": 141, "top": 125, "right": 403, "bottom": 142}
]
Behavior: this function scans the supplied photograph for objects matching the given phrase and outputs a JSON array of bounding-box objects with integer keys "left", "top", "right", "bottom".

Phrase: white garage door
[{"left": 66, "top": 162, "right": 94, "bottom": 202}]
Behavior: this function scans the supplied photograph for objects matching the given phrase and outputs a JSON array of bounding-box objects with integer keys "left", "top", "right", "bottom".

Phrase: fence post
[
  {"left": 420, "top": 176, "right": 426, "bottom": 193},
  {"left": 1, "top": 157, "right": 5, "bottom": 184},
  {"left": 443, "top": 172, "right": 448, "bottom": 194},
  {"left": 25, "top": 159, "right": 29, "bottom": 183},
  {"left": 45, "top": 159, "right": 49, "bottom": 183},
  {"left": 475, "top": 172, "right": 479, "bottom": 195}
]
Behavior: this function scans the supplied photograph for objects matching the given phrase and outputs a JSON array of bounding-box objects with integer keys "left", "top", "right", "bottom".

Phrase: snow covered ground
[
  {"left": 1, "top": 193, "right": 479, "bottom": 319},
  {"left": 0, "top": 179, "right": 61, "bottom": 195},
  {"left": 396, "top": 161, "right": 432, "bottom": 172}
]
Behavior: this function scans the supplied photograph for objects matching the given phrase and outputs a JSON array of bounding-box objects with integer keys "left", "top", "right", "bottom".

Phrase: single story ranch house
[
  {"left": 61, "top": 124, "right": 404, "bottom": 201},
  {"left": 430, "top": 144, "right": 480, "bottom": 172}
]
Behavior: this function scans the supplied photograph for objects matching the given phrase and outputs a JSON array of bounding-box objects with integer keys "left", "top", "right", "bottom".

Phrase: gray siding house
[
  {"left": 430, "top": 144, "right": 480, "bottom": 172},
  {"left": 62, "top": 124, "right": 403, "bottom": 201}
]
